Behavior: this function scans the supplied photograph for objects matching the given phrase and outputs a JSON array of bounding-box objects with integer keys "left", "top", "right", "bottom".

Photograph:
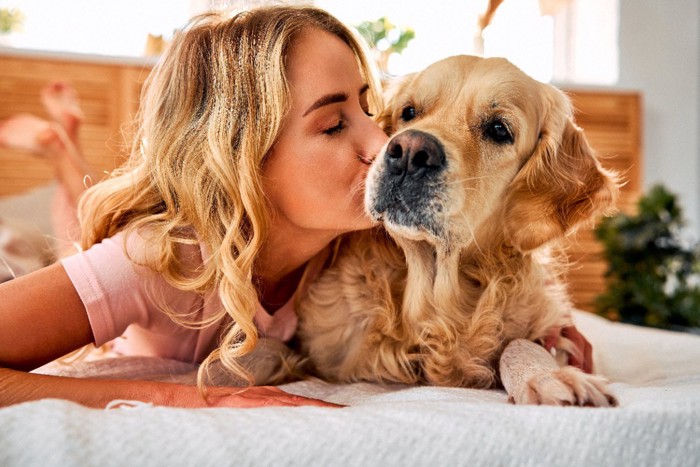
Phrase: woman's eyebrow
[
  {"left": 303, "top": 93, "right": 348, "bottom": 117},
  {"left": 302, "top": 84, "right": 371, "bottom": 117}
]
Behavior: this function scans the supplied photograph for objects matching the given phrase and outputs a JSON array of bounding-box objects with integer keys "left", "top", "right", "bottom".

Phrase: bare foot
[
  {"left": 0, "top": 113, "right": 92, "bottom": 201},
  {"left": 0, "top": 113, "right": 75, "bottom": 163},
  {"left": 40, "top": 81, "right": 84, "bottom": 142},
  {"left": 0, "top": 114, "right": 54, "bottom": 154}
]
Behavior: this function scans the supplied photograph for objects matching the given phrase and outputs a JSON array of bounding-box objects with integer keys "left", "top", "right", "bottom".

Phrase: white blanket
[{"left": 2, "top": 312, "right": 700, "bottom": 467}]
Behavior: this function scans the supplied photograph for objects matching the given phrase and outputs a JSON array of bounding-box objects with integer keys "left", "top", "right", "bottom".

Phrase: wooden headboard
[{"left": 0, "top": 52, "right": 642, "bottom": 311}]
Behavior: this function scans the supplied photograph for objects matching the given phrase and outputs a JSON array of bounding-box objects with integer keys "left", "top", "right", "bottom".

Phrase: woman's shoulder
[
  {"left": 77, "top": 225, "right": 201, "bottom": 267},
  {"left": 120, "top": 226, "right": 205, "bottom": 271},
  {"left": 60, "top": 225, "right": 207, "bottom": 290}
]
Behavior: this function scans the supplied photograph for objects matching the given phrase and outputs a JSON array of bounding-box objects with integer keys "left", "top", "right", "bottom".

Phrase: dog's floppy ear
[
  {"left": 377, "top": 73, "right": 416, "bottom": 135},
  {"left": 504, "top": 89, "right": 619, "bottom": 252}
]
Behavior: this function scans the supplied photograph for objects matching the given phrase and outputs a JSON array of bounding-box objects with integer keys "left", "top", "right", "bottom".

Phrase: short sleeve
[{"left": 60, "top": 231, "right": 200, "bottom": 348}]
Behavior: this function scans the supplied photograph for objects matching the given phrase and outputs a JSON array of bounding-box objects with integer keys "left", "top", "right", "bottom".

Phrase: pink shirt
[{"left": 61, "top": 230, "right": 322, "bottom": 364}]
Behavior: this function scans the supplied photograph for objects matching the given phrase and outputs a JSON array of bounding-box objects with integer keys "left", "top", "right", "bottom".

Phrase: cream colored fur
[{"left": 296, "top": 55, "right": 619, "bottom": 406}]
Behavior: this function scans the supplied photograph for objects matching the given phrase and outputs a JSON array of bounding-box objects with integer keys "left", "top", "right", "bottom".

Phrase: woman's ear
[
  {"left": 377, "top": 73, "right": 415, "bottom": 136},
  {"left": 504, "top": 92, "right": 619, "bottom": 252}
]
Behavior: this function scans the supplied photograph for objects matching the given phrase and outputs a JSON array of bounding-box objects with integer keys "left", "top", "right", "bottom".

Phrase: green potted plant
[
  {"left": 355, "top": 17, "right": 415, "bottom": 76},
  {"left": 595, "top": 184, "right": 700, "bottom": 332},
  {"left": 0, "top": 7, "right": 24, "bottom": 45}
]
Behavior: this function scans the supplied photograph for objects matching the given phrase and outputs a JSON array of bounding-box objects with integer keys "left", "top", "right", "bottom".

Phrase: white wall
[{"left": 617, "top": 0, "right": 700, "bottom": 236}]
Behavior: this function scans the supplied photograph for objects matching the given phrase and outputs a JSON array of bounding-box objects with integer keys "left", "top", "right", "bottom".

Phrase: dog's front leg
[{"left": 499, "top": 339, "right": 616, "bottom": 406}]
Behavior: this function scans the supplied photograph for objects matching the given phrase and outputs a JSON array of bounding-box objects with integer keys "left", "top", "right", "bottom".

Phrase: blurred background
[{"left": 0, "top": 0, "right": 696, "bottom": 233}]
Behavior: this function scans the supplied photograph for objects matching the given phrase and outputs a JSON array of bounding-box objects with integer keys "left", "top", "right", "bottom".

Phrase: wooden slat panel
[
  {"left": 563, "top": 89, "right": 642, "bottom": 311},
  {"left": 0, "top": 54, "right": 150, "bottom": 197}
]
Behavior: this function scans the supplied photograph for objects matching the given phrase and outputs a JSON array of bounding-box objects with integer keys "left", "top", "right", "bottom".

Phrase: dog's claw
[{"left": 512, "top": 366, "right": 616, "bottom": 407}]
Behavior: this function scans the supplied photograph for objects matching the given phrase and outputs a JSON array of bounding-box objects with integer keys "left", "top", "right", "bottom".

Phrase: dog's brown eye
[
  {"left": 484, "top": 119, "right": 513, "bottom": 144},
  {"left": 401, "top": 106, "right": 416, "bottom": 122}
]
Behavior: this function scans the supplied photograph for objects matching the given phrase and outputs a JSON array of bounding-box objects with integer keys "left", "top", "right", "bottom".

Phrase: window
[{"left": 318, "top": 0, "right": 619, "bottom": 85}]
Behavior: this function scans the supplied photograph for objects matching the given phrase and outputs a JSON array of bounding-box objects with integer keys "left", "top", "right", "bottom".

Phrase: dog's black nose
[{"left": 385, "top": 130, "right": 446, "bottom": 178}]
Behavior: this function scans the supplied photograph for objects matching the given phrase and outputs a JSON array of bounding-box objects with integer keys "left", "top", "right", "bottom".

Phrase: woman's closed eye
[
  {"left": 323, "top": 120, "right": 345, "bottom": 136},
  {"left": 322, "top": 106, "right": 374, "bottom": 136}
]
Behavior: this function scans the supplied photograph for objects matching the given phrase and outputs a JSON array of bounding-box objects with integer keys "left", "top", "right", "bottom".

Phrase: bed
[{"left": 1, "top": 310, "right": 699, "bottom": 466}]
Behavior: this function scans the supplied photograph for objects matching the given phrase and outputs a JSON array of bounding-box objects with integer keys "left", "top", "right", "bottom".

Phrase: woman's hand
[
  {"left": 560, "top": 325, "right": 593, "bottom": 374},
  {"left": 543, "top": 324, "right": 594, "bottom": 374},
  {"left": 200, "top": 385, "right": 342, "bottom": 408}
]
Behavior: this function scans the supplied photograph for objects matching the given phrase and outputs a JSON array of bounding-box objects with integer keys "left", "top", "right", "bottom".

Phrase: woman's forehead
[
  {"left": 286, "top": 29, "right": 362, "bottom": 90},
  {"left": 287, "top": 28, "right": 360, "bottom": 79}
]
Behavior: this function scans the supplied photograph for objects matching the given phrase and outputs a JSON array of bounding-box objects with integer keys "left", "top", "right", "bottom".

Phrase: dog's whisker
[
  {"left": 353, "top": 150, "right": 377, "bottom": 165},
  {"left": 445, "top": 174, "right": 496, "bottom": 185},
  {"left": 336, "top": 177, "right": 369, "bottom": 229},
  {"left": 461, "top": 213, "right": 483, "bottom": 255},
  {"left": 0, "top": 254, "right": 17, "bottom": 280}
]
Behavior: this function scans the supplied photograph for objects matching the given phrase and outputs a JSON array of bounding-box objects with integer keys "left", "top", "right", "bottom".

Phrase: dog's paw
[{"left": 510, "top": 366, "right": 617, "bottom": 407}]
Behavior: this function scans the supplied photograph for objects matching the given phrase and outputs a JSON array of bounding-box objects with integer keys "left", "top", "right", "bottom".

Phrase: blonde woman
[{"left": 0, "top": 6, "right": 387, "bottom": 408}]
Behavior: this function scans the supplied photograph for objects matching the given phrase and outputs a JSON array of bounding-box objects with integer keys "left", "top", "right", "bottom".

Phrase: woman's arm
[
  {"left": 0, "top": 368, "right": 337, "bottom": 408},
  {"left": 0, "top": 263, "right": 337, "bottom": 408},
  {"left": 0, "top": 262, "right": 92, "bottom": 371}
]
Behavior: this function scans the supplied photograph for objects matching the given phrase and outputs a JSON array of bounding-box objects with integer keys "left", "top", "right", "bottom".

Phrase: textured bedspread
[{"left": 2, "top": 312, "right": 699, "bottom": 467}]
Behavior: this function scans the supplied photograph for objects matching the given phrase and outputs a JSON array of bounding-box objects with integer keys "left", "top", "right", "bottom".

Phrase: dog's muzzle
[{"left": 368, "top": 129, "right": 447, "bottom": 237}]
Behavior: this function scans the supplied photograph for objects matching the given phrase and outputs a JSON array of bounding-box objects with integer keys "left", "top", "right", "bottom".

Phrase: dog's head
[{"left": 365, "top": 55, "right": 618, "bottom": 252}]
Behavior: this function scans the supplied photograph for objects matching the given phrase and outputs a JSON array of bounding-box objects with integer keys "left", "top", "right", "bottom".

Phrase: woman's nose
[{"left": 361, "top": 118, "right": 389, "bottom": 162}]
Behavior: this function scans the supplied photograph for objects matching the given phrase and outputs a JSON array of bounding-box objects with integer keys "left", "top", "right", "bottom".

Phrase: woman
[{"left": 0, "top": 6, "right": 387, "bottom": 408}]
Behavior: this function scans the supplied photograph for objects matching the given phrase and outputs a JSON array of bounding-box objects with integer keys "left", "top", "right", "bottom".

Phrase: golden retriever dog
[{"left": 295, "top": 55, "right": 619, "bottom": 406}]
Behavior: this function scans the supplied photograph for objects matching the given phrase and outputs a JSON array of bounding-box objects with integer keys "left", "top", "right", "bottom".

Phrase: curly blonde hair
[{"left": 77, "top": 6, "right": 382, "bottom": 386}]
